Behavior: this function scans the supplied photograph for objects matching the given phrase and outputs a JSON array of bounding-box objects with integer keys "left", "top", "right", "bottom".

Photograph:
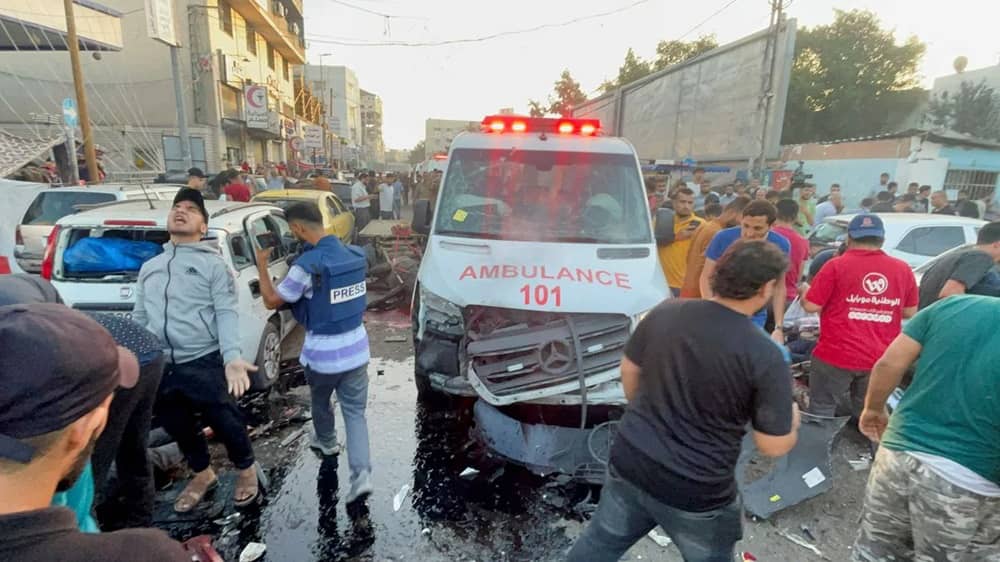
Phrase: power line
[
  {"left": 306, "top": 0, "right": 650, "bottom": 47},
  {"left": 676, "top": 0, "right": 742, "bottom": 41},
  {"left": 326, "top": 0, "right": 425, "bottom": 20}
]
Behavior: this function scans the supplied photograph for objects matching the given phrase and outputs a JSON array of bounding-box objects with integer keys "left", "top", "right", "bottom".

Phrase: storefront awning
[
  {"left": 0, "top": 130, "right": 66, "bottom": 179},
  {"left": 0, "top": 0, "right": 123, "bottom": 51}
]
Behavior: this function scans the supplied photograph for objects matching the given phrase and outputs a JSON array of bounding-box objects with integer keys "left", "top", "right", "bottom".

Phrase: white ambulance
[{"left": 410, "top": 115, "right": 670, "bottom": 480}]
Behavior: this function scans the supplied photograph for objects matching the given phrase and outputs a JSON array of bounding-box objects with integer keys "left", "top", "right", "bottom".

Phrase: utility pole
[
  {"left": 170, "top": 46, "right": 193, "bottom": 170},
  {"left": 757, "top": 0, "right": 784, "bottom": 182},
  {"left": 63, "top": 0, "right": 99, "bottom": 183}
]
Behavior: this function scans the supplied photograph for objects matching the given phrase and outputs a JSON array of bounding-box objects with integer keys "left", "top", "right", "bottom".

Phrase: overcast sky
[{"left": 303, "top": 0, "right": 1000, "bottom": 149}]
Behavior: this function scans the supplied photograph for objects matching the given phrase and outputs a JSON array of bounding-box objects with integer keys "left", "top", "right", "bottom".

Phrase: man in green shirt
[
  {"left": 854, "top": 295, "right": 1000, "bottom": 561},
  {"left": 795, "top": 184, "right": 816, "bottom": 236}
]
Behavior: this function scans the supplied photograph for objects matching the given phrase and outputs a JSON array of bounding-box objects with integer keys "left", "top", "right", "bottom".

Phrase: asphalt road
[{"left": 151, "top": 312, "right": 872, "bottom": 561}]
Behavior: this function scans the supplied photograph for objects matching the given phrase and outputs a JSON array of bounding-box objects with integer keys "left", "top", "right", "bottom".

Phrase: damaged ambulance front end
[{"left": 411, "top": 134, "right": 668, "bottom": 482}]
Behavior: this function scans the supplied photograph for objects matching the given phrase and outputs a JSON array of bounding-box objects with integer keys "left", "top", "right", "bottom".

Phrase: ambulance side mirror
[
  {"left": 412, "top": 199, "right": 433, "bottom": 235},
  {"left": 654, "top": 208, "right": 676, "bottom": 246}
]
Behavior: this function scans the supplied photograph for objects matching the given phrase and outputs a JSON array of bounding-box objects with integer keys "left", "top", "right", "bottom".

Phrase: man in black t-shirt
[
  {"left": 918, "top": 221, "right": 1000, "bottom": 309},
  {"left": 567, "top": 240, "right": 800, "bottom": 562},
  {"left": 0, "top": 305, "right": 188, "bottom": 562}
]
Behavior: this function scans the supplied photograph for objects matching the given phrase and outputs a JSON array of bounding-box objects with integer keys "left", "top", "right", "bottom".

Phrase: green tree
[
  {"left": 528, "top": 70, "right": 589, "bottom": 117},
  {"left": 782, "top": 9, "right": 926, "bottom": 143},
  {"left": 653, "top": 34, "right": 718, "bottom": 71},
  {"left": 408, "top": 140, "right": 425, "bottom": 165},
  {"left": 600, "top": 48, "right": 652, "bottom": 93},
  {"left": 926, "top": 80, "right": 1000, "bottom": 140}
]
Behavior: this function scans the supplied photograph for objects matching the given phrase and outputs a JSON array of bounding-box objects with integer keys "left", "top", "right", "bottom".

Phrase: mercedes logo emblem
[{"left": 537, "top": 340, "right": 574, "bottom": 375}]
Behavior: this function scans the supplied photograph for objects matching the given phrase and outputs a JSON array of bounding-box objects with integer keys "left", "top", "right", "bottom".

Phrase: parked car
[
  {"left": 43, "top": 199, "right": 298, "bottom": 390},
  {"left": 330, "top": 180, "right": 353, "bottom": 209},
  {"left": 809, "top": 213, "right": 985, "bottom": 268},
  {"left": 252, "top": 189, "right": 356, "bottom": 243},
  {"left": 14, "top": 184, "right": 184, "bottom": 273}
]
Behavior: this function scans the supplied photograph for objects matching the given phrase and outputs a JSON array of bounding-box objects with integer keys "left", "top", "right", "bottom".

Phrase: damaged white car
[{"left": 410, "top": 115, "right": 669, "bottom": 481}]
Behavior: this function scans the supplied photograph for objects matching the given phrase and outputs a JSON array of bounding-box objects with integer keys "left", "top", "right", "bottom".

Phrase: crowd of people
[
  {"left": 0, "top": 187, "right": 376, "bottom": 560},
  {"left": 577, "top": 169, "right": 1000, "bottom": 560}
]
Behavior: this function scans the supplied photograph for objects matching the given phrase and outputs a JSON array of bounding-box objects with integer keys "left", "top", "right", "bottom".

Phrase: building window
[
  {"left": 219, "top": 0, "right": 233, "bottom": 35},
  {"left": 163, "top": 136, "right": 208, "bottom": 173},
  {"left": 267, "top": 45, "right": 275, "bottom": 70},
  {"left": 943, "top": 169, "right": 998, "bottom": 200},
  {"left": 246, "top": 28, "right": 257, "bottom": 55},
  {"left": 282, "top": 59, "right": 290, "bottom": 81}
]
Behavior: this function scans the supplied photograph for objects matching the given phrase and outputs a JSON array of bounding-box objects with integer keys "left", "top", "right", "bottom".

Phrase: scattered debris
[
  {"left": 800, "top": 524, "right": 817, "bottom": 542},
  {"left": 487, "top": 466, "right": 505, "bottom": 483},
  {"left": 776, "top": 527, "right": 824, "bottom": 558},
  {"left": 646, "top": 528, "right": 673, "bottom": 548},
  {"left": 238, "top": 542, "right": 267, "bottom": 562},
  {"left": 384, "top": 335, "right": 408, "bottom": 343},
  {"left": 280, "top": 427, "right": 305, "bottom": 447},
  {"left": 739, "top": 552, "right": 758, "bottom": 561},
  {"left": 802, "top": 467, "right": 827, "bottom": 489},
  {"left": 848, "top": 458, "right": 872, "bottom": 471},
  {"left": 421, "top": 528, "right": 431, "bottom": 536},
  {"left": 393, "top": 483, "right": 412, "bottom": 512},
  {"left": 212, "top": 512, "right": 243, "bottom": 528},
  {"left": 459, "top": 467, "right": 480, "bottom": 479},
  {"left": 182, "top": 535, "right": 223, "bottom": 562},
  {"left": 248, "top": 421, "right": 274, "bottom": 439}
]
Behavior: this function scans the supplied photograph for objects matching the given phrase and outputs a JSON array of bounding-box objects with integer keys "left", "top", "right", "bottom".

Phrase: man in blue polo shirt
[
  {"left": 699, "top": 200, "right": 790, "bottom": 343},
  {"left": 255, "top": 202, "right": 373, "bottom": 505}
]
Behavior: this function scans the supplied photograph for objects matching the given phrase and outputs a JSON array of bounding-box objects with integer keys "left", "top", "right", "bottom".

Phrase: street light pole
[{"left": 63, "top": 0, "right": 99, "bottom": 183}]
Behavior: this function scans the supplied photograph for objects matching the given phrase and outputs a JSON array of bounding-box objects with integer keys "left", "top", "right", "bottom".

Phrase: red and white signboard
[{"left": 244, "top": 85, "right": 269, "bottom": 129}]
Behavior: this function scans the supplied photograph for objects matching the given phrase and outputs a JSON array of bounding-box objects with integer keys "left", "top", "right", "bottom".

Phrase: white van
[
  {"left": 43, "top": 199, "right": 298, "bottom": 390},
  {"left": 410, "top": 115, "right": 669, "bottom": 480}
]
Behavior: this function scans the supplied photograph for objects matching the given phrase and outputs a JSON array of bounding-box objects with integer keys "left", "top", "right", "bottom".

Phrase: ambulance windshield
[{"left": 435, "top": 148, "right": 651, "bottom": 244}]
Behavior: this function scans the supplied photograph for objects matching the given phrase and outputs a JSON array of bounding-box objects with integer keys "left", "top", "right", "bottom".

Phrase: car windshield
[
  {"left": 810, "top": 220, "right": 847, "bottom": 245},
  {"left": 434, "top": 148, "right": 650, "bottom": 244},
  {"left": 22, "top": 192, "right": 117, "bottom": 225}
]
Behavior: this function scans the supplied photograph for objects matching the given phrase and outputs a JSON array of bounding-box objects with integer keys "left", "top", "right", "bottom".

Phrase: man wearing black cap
[
  {"left": 187, "top": 167, "right": 206, "bottom": 190},
  {"left": 0, "top": 275, "right": 165, "bottom": 529},
  {"left": 0, "top": 304, "right": 189, "bottom": 561},
  {"left": 133, "top": 188, "right": 261, "bottom": 512}
]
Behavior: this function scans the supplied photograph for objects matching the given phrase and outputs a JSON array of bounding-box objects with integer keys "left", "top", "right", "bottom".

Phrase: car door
[
  {"left": 267, "top": 211, "right": 297, "bottom": 337},
  {"left": 241, "top": 211, "right": 283, "bottom": 348},
  {"left": 890, "top": 225, "right": 967, "bottom": 267},
  {"left": 322, "top": 194, "right": 353, "bottom": 243}
]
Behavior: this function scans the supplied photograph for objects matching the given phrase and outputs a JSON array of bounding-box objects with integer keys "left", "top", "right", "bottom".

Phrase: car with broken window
[
  {"left": 409, "top": 115, "right": 669, "bottom": 482},
  {"left": 41, "top": 199, "right": 299, "bottom": 390}
]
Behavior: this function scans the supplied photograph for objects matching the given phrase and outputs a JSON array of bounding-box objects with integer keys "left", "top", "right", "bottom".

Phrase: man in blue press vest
[{"left": 255, "top": 203, "right": 373, "bottom": 504}]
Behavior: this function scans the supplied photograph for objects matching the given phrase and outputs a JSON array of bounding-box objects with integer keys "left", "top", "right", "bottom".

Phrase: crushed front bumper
[{"left": 473, "top": 400, "right": 618, "bottom": 484}]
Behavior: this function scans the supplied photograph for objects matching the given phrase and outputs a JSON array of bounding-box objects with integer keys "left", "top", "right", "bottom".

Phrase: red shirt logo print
[{"left": 862, "top": 273, "right": 889, "bottom": 296}]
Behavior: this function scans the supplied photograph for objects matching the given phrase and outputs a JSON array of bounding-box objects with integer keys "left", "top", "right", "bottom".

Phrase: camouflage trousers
[{"left": 854, "top": 447, "right": 1000, "bottom": 561}]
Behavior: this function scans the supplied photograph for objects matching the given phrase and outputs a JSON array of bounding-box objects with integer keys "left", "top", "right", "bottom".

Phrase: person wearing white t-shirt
[
  {"left": 351, "top": 172, "right": 374, "bottom": 234},
  {"left": 378, "top": 181, "right": 394, "bottom": 220}
]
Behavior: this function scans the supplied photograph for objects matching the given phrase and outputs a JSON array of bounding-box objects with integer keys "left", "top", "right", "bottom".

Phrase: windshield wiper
[{"left": 435, "top": 229, "right": 503, "bottom": 240}]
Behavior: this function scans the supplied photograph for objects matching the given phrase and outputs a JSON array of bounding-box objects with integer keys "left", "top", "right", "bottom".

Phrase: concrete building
[
  {"left": 303, "top": 65, "right": 361, "bottom": 149},
  {"left": 425, "top": 118, "right": 479, "bottom": 155},
  {"left": 931, "top": 63, "right": 1000, "bottom": 99},
  {"left": 781, "top": 129, "right": 1000, "bottom": 208},
  {"left": 360, "top": 89, "right": 384, "bottom": 167},
  {"left": 0, "top": 0, "right": 306, "bottom": 177}
]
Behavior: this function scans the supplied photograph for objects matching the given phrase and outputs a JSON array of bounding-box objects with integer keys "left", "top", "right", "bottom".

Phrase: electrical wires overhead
[{"left": 306, "top": 0, "right": 651, "bottom": 47}]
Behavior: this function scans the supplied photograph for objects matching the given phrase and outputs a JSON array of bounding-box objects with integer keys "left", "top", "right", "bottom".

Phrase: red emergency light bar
[{"left": 481, "top": 115, "right": 601, "bottom": 136}]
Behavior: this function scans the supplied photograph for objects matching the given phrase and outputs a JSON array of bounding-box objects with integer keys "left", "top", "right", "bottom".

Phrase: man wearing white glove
[{"left": 133, "top": 188, "right": 260, "bottom": 513}]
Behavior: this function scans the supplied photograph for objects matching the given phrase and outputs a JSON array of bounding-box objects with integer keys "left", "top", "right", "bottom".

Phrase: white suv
[
  {"left": 43, "top": 199, "right": 298, "bottom": 390},
  {"left": 15, "top": 184, "right": 184, "bottom": 273}
]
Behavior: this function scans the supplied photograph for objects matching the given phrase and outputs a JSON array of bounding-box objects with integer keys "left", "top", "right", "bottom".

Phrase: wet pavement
[{"left": 147, "top": 314, "right": 872, "bottom": 561}]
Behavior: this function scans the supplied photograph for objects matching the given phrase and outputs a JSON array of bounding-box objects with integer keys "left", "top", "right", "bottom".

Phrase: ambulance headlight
[{"left": 419, "top": 286, "right": 464, "bottom": 335}]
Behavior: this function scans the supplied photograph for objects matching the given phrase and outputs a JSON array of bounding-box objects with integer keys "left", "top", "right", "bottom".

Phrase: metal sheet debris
[
  {"left": 459, "top": 467, "right": 480, "bottom": 479},
  {"left": 393, "top": 483, "right": 412, "bottom": 512},
  {"left": 737, "top": 412, "right": 849, "bottom": 519},
  {"left": 646, "top": 529, "right": 673, "bottom": 548}
]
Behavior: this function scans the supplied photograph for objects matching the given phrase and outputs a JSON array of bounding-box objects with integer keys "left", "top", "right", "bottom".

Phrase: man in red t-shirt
[
  {"left": 772, "top": 199, "right": 809, "bottom": 307},
  {"left": 222, "top": 171, "right": 252, "bottom": 202},
  {"left": 801, "top": 213, "right": 917, "bottom": 418}
]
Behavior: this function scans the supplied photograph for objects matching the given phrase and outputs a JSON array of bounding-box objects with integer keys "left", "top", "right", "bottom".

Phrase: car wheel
[{"left": 251, "top": 321, "right": 282, "bottom": 390}]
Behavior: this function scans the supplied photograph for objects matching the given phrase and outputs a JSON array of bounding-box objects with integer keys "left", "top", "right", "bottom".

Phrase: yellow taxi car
[{"left": 252, "top": 189, "right": 356, "bottom": 243}]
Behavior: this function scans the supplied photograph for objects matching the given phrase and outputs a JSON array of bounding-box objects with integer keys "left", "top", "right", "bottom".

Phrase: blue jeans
[
  {"left": 566, "top": 465, "right": 742, "bottom": 562},
  {"left": 305, "top": 364, "right": 371, "bottom": 478}
]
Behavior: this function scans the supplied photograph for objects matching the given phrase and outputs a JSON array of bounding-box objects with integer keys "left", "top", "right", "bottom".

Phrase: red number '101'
[{"left": 520, "top": 284, "right": 562, "bottom": 307}]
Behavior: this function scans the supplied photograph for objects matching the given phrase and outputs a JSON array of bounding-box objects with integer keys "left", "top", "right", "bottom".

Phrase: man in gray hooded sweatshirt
[{"left": 133, "top": 188, "right": 260, "bottom": 512}]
